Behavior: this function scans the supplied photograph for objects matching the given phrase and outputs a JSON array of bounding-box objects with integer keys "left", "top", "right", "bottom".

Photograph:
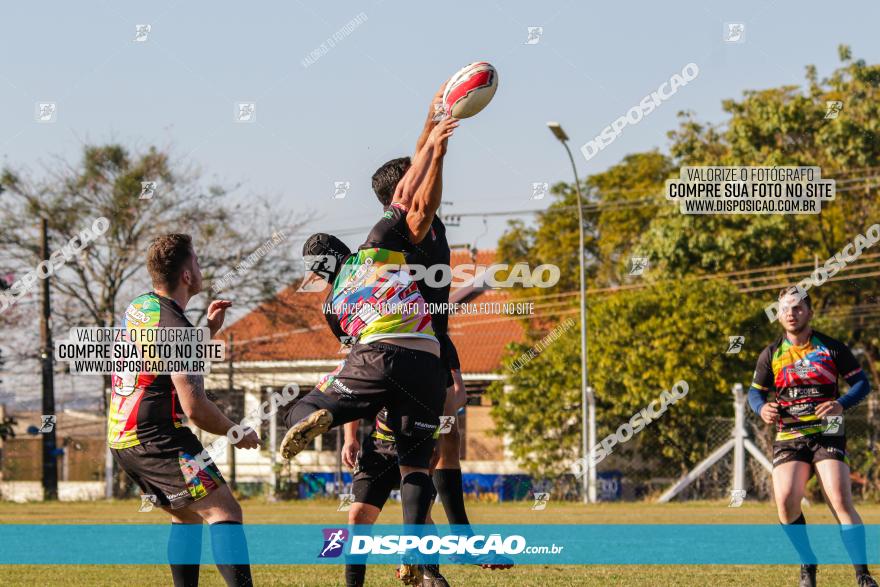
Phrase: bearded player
[
  {"left": 749, "top": 287, "right": 875, "bottom": 587},
  {"left": 281, "top": 117, "right": 457, "bottom": 585},
  {"left": 108, "top": 234, "right": 260, "bottom": 587}
]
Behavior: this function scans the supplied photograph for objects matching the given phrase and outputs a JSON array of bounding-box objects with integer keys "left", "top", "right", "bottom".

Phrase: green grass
[{"left": 0, "top": 498, "right": 876, "bottom": 586}]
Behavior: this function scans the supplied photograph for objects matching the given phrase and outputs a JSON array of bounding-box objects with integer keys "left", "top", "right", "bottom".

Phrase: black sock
[
  {"left": 433, "top": 468, "right": 471, "bottom": 530},
  {"left": 401, "top": 472, "right": 435, "bottom": 564},
  {"left": 168, "top": 522, "right": 202, "bottom": 587},
  {"left": 210, "top": 521, "right": 253, "bottom": 587},
  {"left": 401, "top": 472, "right": 435, "bottom": 525},
  {"left": 840, "top": 524, "right": 869, "bottom": 576},
  {"left": 344, "top": 564, "right": 366, "bottom": 587},
  {"left": 782, "top": 513, "right": 818, "bottom": 566}
]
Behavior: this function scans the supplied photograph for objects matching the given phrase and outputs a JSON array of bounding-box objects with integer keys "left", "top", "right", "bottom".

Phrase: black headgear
[{"left": 302, "top": 233, "right": 351, "bottom": 282}]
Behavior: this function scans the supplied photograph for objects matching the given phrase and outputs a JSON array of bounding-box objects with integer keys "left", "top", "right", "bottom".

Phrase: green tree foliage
[
  {"left": 493, "top": 47, "right": 880, "bottom": 480},
  {"left": 488, "top": 279, "right": 771, "bottom": 477}
]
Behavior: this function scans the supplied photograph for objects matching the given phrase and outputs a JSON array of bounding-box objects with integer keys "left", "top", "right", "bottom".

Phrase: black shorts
[
  {"left": 438, "top": 334, "right": 460, "bottom": 388},
  {"left": 112, "top": 430, "right": 225, "bottom": 509},
  {"left": 351, "top": 432, "right": 440, "bottom": 509},
  {"left": 351, "top": 435, "right": 401, "bottom": 509},
  {"left": 772, "top": 434, "right": 848, "bottom": 468},
  {"left": 295, "top": 342, "right": 446, "bottom": 468}
]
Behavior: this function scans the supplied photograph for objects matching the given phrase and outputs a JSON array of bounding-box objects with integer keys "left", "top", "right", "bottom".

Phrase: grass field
[{"left": 1, "top": 498, "right": 876, "bottom": 586}]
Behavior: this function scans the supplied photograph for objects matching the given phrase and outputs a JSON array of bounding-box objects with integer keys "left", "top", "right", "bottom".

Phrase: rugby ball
[{"left": 442, "top": 62, "right": 498, "bottom": 119}]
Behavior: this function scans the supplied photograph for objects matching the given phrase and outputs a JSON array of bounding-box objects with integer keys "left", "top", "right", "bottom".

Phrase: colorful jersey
[
  {"left": 327, "top": 203, "right": 435, "bottom": 344},
  {"left": 107, "top": 292, "right": 191, "bottom": 449},
  {"left": 752, "top": 330, "right": 863, "bottom": 441}
]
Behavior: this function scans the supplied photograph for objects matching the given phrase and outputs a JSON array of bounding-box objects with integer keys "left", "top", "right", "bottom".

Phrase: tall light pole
[{"left": 547, "top": 122, "right": 595, "bottom": 504}]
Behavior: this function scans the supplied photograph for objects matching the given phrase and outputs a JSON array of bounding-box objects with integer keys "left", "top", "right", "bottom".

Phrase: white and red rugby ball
[{"left": 442, "top": 62, "right": 498, "bottom": 119}]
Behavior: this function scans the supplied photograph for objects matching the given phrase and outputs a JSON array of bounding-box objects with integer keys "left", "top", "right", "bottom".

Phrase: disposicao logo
[{"left": 319, "top": 528, "right": 349, "bottom": 558}]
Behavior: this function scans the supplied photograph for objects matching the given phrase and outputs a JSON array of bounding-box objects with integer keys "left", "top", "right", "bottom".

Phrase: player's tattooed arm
[{"left": 172, "top": 372, "right": 237, "bottom": 436}]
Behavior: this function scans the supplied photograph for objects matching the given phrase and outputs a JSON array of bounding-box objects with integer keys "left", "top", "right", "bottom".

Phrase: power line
[{"left": 447, "top": 173, "right": 880, "bottom": 220}]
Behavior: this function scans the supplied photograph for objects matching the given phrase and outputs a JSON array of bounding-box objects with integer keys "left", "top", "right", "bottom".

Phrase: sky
[
  {"left": 3, "top": 0, "right": 879, "bottom": 252},
  {"left": 2, "top": 0, "right": 880, "bottom": 407}
]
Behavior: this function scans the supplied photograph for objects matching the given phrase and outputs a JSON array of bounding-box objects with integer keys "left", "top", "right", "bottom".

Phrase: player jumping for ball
[
  {"left": 281, "top": 117, "right": 458, "bottom": 586},
  {"left": 336, "top": 82, "right": 511, "bottom": 587},
  {"left": 749, "top": 287, "right": 876, "bottom": 587},
  {"left": 108, "top": 234, "right": 261, "bottom": 587},
  {"left": 365, "top": 84, "right": 473, "bottom": 553}
]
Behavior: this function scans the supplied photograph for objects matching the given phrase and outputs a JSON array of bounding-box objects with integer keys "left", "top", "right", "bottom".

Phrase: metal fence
[
  {"left": 588, "top": 405, "right": 877, "bottom": 502},
  {"left": 3, "top": 404, "right": 879, "bottom": 503}
]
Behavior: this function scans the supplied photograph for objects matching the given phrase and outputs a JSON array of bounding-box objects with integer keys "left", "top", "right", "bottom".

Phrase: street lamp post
[{"left": 547, "top": 122, "right": 595, "bottom": 504}]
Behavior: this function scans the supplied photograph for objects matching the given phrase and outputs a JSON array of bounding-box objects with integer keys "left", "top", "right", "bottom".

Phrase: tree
[
  {"left": 488, "top": 278, "right": 771, "bottom": 478},
  {"left": 492, "top": 47, "right": 880, "bottom": 485},
  {"left": 0, "top": 144, "right": 313, "bottom": 494},
  {"left": 1, "top": 145, "right": 313, "bottom": 333}
]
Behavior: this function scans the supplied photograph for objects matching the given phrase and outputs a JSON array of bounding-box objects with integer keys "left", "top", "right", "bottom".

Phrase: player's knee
[
  {"left": 203, "top": 488, "right": 243, "bottom": 523},
  {"left": 824, "top": 491, "right": 850, "bottom": 513},
  {"left": 400, "top": 465, "right": 429, "bottom": 478},
  {"left": 228, "top": 499, "right": 244, "bottom": 522},
  {"left": 775, "top": 492, "right": 801, "bottom": 517},
  {"left": 348, "top": 503, "right": 380, "bottom": 525},
  {"left": 168, "top": 508, "right": 202, "bottom": 524}
]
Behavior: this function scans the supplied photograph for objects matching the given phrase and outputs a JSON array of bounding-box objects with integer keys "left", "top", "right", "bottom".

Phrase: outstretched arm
[
  {"left": 414, "top": 80, "right": 448, "bottom": 155},
  {"left": 393, "top": 136, "right": 435, "bottom": 208},
  {"left": 396, "top": 118, "right": 458, "bottom": 243}
]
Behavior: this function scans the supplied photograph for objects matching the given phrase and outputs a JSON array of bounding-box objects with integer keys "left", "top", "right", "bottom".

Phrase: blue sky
[
  {"left": 3, "top": 1, "right": 880, "bottom": 407},
  {"left": 3, "top": 0, "right": 879, "bottom": 251}
]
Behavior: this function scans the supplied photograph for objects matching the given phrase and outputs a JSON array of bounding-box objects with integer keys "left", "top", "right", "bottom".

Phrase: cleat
[
  {"left": 279, "top": 409, "right": 332, "bottom": 460},
  {"left": 799, "top": 564, "right": 817, "bottom": 587},
  {"left": 422, "top": 564, "right": 450, "bottom": 587},
  {"left": 859, "top": 574, "right": 879, "bottom": 587},
  {"left": 397, "top": 563, "right": 424, "bottom": 586}
]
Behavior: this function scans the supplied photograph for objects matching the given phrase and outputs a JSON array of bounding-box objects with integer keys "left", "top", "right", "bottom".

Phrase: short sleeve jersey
[
  {"left": 326, "top": 203, "right": 436, "bottom": 344},
  {"left": 107, "top": 292, "right": 193, "bottom": 449},
  {"left": 751, "top": 330, "right": 863, "bottom": 441}
]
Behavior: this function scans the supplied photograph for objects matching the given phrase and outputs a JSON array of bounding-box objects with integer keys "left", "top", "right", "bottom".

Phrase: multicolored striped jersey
[
  {"left": 326, "top": 203, "right": 436, "bottom": 344},
  {"left": 107, "top": 292, "right": 191, "bottom": 449},
  {"left": 751, "top": 330, "right": 863, "bottom": 441}
]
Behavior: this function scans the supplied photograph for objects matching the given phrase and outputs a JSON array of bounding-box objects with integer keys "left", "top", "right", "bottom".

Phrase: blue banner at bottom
[{"left": 0, "top": 524, "right": 877, "bottom": 565}]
